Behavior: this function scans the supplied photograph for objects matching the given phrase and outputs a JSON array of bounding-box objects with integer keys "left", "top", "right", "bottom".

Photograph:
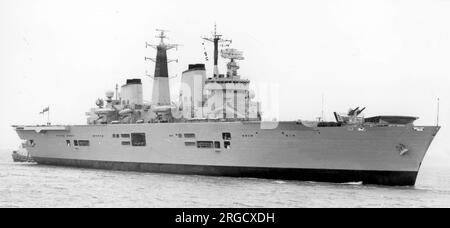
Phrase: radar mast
[
  {"left": 145, "top": 29, "right": 179, "bottom": 106},
  {"left": 202, "top": 24, "right": 232, "bottom": 78}
]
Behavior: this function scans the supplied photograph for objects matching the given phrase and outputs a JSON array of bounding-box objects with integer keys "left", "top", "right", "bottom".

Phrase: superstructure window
[
  {"left": 184, "top": 133, "right": 196, "bottom": 138},
  {"left": 131, "top": 133, "right": 146, "bottom": 147},
  {"left": 66, "top": 140, "right": 71, "bottom": 147},
  {"left": 121, "top": 141, "right": 131, "bottom": 146},
  {"left": 222, "top": 132, "right": 231, "bottom": 140},
  {"left": 121, "top": 134, "right": 130, "bottom": 138},
  {"left": 197, "top": 141, "right": 213, "bottom": 148},
  {"left": 78, "top": 140, "right": 90, "bottom": 147},
  {"left": 224, "top": 141, "right": 231, "bottom": 149},
  {"left": 74, "top": 140, "right": 78, "bottom": 146},
  {"left": 184, "top": 142, "right": 196, "bottom": 146},
  {"left": 214, "top": 141, "right": 221, "bottom": 149}
]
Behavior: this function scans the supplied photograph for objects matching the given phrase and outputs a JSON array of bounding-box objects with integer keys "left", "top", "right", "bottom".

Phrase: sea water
[{"left": 1, "top": 149, "right": 449, "bottom": 208}]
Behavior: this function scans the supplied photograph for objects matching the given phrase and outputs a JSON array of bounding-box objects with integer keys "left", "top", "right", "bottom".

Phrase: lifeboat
[
  {"left": 94, "top": 108, "right": 115, "bottom": 115},
  {"left": 119, "top": 108, "right": 133, "bottom": 115}
]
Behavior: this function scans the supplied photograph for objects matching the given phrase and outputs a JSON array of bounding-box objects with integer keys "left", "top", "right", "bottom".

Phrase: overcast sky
[{"left": 0, "top": 0, "right": 449, "bottom": 166}]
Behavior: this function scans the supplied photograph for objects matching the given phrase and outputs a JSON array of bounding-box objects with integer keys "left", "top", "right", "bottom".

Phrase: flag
[{"left": 40, "top": 107, "right": 49, "bottom": 114}]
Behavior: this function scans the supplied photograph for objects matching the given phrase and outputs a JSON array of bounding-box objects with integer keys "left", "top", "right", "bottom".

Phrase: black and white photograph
[{"left": 0, "top": 0, "right": 449, "bottom": 213}]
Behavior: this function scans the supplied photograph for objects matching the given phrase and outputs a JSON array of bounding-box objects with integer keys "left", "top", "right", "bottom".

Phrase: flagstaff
[{"left": 40, "top": 106, "right": 50, "bottom": 125}]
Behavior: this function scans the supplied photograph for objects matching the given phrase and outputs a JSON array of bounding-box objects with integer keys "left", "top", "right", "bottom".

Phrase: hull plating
[
  {"left": 33, "top": 157, "right": 418, "bottom": 186},
  {"left": 15, "top": 122, "right": 440, "bottom": 186}
]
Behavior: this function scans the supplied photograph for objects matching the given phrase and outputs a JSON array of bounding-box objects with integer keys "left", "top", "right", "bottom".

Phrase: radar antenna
[
  {"left": 221, "top": 48, "right": 244, "bottom": 77},
  {"left": 155, "top": 29, "right": 169, "bottom": 44}
]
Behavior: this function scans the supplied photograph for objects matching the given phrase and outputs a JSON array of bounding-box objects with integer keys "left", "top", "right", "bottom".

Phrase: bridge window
[
  {"left": 121, "top": 134, "right": 130, "bottom": 138},
  {"left": 121, "top": 141, "right": 131, "bottom": 146},
  {"left": 197, "top": 141, "right": 213, "bottom": 148},
  {"left": 214, "top": 141, "right": 221, "bottom": 149},
  {"left": 131, "top": 133, "right": 146, "bottom": 146},
  {"left": 66, "top": 140, "right": 71, "bottom": 147},
  {"left": 222, "top": 132, "right": 231, "bottom": 140},
  {"left": 74, "top": 140, "right": 78, "bottom": 146}
]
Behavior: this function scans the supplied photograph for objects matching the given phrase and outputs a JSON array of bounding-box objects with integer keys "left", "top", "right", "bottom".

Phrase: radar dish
[
  {"left": 105, "top": 91, "right": 114, "bottom": 99},
  {"left": 221, "top": 48, "right": 244, "bottom": 60}
]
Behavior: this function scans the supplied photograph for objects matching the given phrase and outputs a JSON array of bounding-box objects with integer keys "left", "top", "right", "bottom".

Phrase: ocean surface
[{"left": 1, "top": 149, "right": 450, "bottom": 208}]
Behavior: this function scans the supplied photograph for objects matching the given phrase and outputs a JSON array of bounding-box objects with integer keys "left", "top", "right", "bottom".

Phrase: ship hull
[
  {"left": 14, "top": 121, "right": 440, "bottom": 186},
  {"left": 33, "top": 156, "right": 418, "bottom": 186}
]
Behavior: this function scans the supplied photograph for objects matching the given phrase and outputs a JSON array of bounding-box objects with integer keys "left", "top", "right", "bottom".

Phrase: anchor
[{"left": 396, "top": 143, "right": 409, "bottom": 156}]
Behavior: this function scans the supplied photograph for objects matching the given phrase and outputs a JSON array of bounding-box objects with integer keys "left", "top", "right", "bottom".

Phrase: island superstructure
[{"left": 13, "top": 26, "right": 440, "bottom": 186}]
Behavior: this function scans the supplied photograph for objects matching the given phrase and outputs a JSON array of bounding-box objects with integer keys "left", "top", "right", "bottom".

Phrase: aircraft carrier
[{"left": 13, "top": 26, "right": 440, "bottom": 186}]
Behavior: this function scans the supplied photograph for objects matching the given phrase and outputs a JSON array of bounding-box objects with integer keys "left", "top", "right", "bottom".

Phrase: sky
[{"left": 0, "top": 0, "right": 449, "bottom": 166}]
